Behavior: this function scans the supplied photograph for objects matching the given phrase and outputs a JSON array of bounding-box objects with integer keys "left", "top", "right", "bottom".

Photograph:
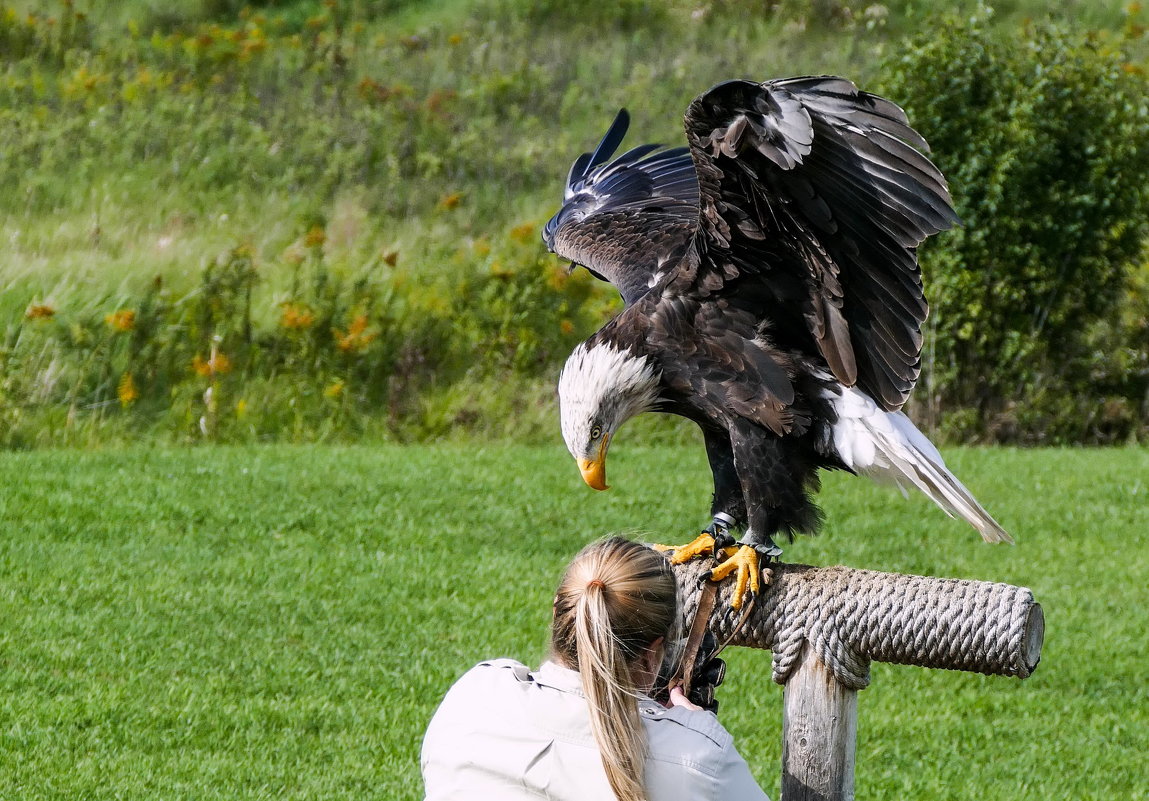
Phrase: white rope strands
[{"left": 670, "top": 558, "right": 1044, "bottom": 690}]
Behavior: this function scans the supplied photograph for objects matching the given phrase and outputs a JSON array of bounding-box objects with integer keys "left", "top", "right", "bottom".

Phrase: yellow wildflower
[
  {"left": 26, "top": 304, "right": 56, "bottom": 319},
  {"left": 546, "top": 263, "right": 569, "bottom": 290},
  {"left": 117, "top": 373, "right": 139, "bottom": 407},
  {"left": 426, "top": 89, "right": 456, "bottom": 114},
  {"left": 105, "top": 309, "right": 136, "bottom": 332},
  {"left": 509, "top": 222, "right": 536, "bottom": 244},
  {"left": 303, "top": 225, "right": 326, "bottom": 248},
  {"left": 448, "top": 33, "right": 463, "bottom": 46},
  {"left": 324, "top": 379, "right": 345, "bottom": 398},
  {"left": 437, "top": 192, "right": 463, "bottom": 211},
  {"left": 334, "top": 314, "right": 377, "bottom": 353},
  {"left": 280, "top": 302, "right": 315, "bottom": 330},
  {"left": 357, "top": 77, "right": 379, "bottom": 100},
  {"left": 560, "top": 319, "right": 575, "bottom": 335},
  {"left": 357, "top": 77, "right": 401, "bottom": 103},
  {"left": 192, "top": 350, "right": 232, "bottom": 377}
]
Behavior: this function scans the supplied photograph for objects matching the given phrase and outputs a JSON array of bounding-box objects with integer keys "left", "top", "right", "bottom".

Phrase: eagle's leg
[
  {"left": 653, "top": 429, "right": 746, "bottom": 563},
  {"left": 708, "top": 421, "right": 813, "bottom": 609},
  {"left": 653, "top": 513, "right": 737, "bottom": 563}
]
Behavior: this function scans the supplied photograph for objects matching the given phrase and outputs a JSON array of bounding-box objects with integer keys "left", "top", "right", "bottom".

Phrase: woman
[{"left": 421, "top": 537, "right": 769, "bottom": 801}]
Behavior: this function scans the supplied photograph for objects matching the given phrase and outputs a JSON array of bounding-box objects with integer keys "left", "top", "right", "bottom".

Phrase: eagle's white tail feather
[{"left": 829, "top": 386, "right": 1012, "bottom": 544}]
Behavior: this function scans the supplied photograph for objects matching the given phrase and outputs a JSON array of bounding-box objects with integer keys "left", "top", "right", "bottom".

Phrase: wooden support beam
[{"left": 780, "top": 643, "right": 857, "bottom": 801}]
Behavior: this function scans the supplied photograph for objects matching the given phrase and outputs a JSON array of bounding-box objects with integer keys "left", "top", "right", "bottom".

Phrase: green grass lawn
[{"left": 0, "top": 443, "right": 1146, "bottom": 799}]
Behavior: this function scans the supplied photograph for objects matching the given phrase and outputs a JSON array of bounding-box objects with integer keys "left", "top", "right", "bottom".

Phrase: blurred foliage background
[{"left": 1, "top": 0, "right": 1147, "bottom": 447}]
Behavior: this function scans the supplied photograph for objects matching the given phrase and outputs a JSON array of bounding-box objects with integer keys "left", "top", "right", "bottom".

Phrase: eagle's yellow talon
[
  {"left": 709, "top": 545, "right": 766, "bottom": 610},
  {"left": 656, "top": 534, "right": 772, "bottom": 610},
  {"left": 667, "top": 532, "right": 717, "bottom": 565}
]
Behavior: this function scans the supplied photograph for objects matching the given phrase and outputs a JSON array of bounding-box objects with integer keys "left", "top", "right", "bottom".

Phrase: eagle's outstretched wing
[
  {"left": 544, "top": 110, "right": 699, "bottom": 305},
  {"left": 673, "top": 77, "right": 959, "bottom": 411}
]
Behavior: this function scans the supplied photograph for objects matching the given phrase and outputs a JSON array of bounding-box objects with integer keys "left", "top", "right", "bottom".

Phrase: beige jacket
[{"left": 422, "top": 659, "right": 770, "bottom": 801}]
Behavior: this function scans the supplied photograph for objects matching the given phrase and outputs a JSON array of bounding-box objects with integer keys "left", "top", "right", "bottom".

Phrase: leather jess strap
[
  {"left": 679, "top": 581, "right": 718, "bottom": 699},
  {"left": 677, "top": 578, "right": 758, "bottom": 706}
]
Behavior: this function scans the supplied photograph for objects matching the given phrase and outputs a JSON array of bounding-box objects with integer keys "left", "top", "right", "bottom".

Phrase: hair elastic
[{"left": 586, "top": 579, "right": 606, "bottom": 590}]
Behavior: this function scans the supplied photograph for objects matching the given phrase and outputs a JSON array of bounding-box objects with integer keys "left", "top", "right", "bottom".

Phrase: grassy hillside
[
  {"left": 0, "top": 444, "right": 1145, "bottom": 799},
  {"left": 2, "top": 0, "right": 1146, "bottom": 446}
]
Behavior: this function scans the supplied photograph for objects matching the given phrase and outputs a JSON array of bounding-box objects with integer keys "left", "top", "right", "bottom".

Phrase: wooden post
[{"left": 781, "top": 643, "right": 858, "bottom": 801}]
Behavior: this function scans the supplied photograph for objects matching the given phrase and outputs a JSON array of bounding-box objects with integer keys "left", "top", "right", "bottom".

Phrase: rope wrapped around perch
[{"left": 668, "top": 558, "right": 1044, "bottom": 690}]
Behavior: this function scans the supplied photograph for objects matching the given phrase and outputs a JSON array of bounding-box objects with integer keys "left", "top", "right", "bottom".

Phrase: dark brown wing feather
[
  {"left": 674, "top": 77, "right": 958, "bottom": 411},
  {"left": 637, "top": 289, "right": 799, "bottom": 436},
  {"left": 544, "top": 110, "right": 699, "bottom": 305}
]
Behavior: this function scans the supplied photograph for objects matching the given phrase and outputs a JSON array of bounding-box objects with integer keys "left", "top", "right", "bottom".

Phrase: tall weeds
[{"left": 1, "top": 0, "right": 1145, "bottom": 445}]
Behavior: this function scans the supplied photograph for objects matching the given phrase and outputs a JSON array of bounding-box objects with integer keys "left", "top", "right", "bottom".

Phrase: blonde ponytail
[{"left": 552, "top": 538, "right": 679, "bottom": 801}]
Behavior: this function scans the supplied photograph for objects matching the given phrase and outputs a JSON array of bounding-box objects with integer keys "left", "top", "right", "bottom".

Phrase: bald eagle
[{"left": 544, "top": 77, "right": 1011, "bottom": 608}]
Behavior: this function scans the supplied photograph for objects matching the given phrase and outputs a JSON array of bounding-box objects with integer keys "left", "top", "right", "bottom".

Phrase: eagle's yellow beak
[{"left": 577, "top": 434, "right": 610, "bottom": 491}]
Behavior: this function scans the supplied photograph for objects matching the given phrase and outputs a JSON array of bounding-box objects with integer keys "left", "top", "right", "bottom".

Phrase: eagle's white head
[{"left": 558, "top": 341, "right": 661, "bottom": 491}]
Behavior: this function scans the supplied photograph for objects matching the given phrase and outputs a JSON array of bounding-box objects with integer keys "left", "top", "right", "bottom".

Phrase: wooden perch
[{"left": 665, "top": 557, "right": 1044, "bottom": 801}]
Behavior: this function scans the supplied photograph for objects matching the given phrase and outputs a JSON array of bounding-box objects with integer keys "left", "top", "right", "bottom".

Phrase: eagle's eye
[{"left": 590, "top": 425, "right": 602, "bottom": 440}]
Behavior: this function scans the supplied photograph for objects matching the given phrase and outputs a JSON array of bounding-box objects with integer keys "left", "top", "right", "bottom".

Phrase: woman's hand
[{"left": 666, "top": 683, "right": 703, "bottom": 711}]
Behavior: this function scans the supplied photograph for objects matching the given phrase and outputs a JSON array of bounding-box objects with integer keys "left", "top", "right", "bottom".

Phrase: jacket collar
[
  {"left": 534, "top": 660, "right": 584, "bottom": 695},
  {"left": 534, "top": 660, "right": 659, "bottom": 709}
]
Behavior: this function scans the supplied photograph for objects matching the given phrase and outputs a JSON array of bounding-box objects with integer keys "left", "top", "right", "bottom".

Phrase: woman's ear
[
  {"left": 634, "top": 636, "right": 666, "bottom": 693},
  {"left": 647, "top": 636, "right": 666, "bottom": 674}
]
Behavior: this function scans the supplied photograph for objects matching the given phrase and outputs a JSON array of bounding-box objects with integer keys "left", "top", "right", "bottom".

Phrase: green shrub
[{"left": 879, "top": 9, "right": 1149, "bottom": 442}]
